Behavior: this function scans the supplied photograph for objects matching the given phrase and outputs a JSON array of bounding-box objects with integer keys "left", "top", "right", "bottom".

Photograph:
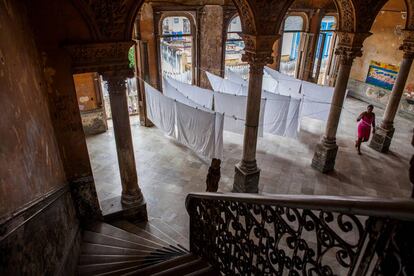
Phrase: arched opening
[
  {"left": 159, "top": 15, "right": 194, "bottom": 84},
  {"left": 224, "top": 15, "right": 249, "bottom": 79},
  {"left": 280, "top": 15, "right": 306, "bottom": 77},
  {"left": 313, "top": 15, "right": 337, "bottom": 85}
]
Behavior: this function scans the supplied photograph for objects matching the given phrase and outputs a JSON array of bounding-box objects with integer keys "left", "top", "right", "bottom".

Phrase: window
[
  {"left": 280, "top": 16, "right": 305, "bottom": 77},
  {"left": 160, "top": 16, "right": 193, "bottom": 84},
  {"left": 313, "top": 16, "right": 337, "bottom": 85},
  {"left": 224, "top": 16, "right": 249, "bottom": 79}
]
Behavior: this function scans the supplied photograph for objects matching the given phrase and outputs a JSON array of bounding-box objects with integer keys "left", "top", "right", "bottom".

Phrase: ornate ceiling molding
[
  {"left": 65, "top": 42, "right": 134, "bottom": 74},
  {"left": 71, "top": 0, "right": 143, "bottom": 41}
]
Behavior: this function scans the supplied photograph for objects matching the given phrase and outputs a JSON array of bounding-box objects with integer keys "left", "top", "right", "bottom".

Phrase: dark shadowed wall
[{"left": 0, "top": 0, "right": 79, "bottom": 274}]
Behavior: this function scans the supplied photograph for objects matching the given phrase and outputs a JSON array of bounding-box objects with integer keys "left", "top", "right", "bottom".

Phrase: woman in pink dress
[{"left": 355, "top": 104, "right": 376, "bottom": 155}]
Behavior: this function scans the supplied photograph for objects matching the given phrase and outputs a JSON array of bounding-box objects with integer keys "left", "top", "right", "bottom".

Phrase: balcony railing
[{"left": 186, "top": 192, "right": 414, "bottom": 275}]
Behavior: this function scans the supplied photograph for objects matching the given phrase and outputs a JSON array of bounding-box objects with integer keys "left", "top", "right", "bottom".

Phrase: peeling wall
[
  {"left": 199, "top": 5, "right": 224, "bottom": 89},
  {"left": 0, "top": 0, "right": 66, "bottom": 219},
  {"left": 74, "top": 73, "right": 108, "bottom": 135},
  {"left": 0, "top": 0, "right": 80, "bottom": 274}
]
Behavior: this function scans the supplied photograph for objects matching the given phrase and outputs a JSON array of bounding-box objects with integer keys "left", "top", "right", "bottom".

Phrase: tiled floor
[{"left": 86, "top": 97, "right": 413, "bottom": 237}]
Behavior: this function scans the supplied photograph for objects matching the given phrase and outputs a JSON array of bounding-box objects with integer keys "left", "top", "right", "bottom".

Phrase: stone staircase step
[
  {"left": 81, "top": 242, "right": 152, "bottom": 255},
  {"left": 82, "top": 230, "right": 160, "bottom": 252},
  {"left": 79, "top": 260, "right": 153, "bottom": 275},
  {"left": 85, "top": 222, "right": 166, "bottom": 249},
  {"left": 184, "top": 265, "right": 220, "bottom": 276},
  {"left": 79, "top": 254, "right": 153, "bottom": 265},
  {"left": 151, "top": 258, "right": 209, "bottom": 276},
  {"left": 112, "top": 220, "right": 178, "bottom": 249},
  {"left": 146, "top": 218, "right": 190, "bottom": 250},
  {"left": 123, "top": 253, "right": 198, "bottom": 276}
]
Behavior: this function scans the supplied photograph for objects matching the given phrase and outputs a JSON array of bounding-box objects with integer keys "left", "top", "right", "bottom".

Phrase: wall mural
[{"left": 366, "top": 60, "right": 399, "bottom": 91}]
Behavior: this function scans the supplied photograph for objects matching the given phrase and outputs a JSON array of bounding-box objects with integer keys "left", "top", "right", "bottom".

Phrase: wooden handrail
[{"left": 186, "top": 192, "right": 414, "bottom": 220}]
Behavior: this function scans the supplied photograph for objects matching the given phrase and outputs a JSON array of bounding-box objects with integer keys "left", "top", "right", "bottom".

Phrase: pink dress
[{"left": 357, "top": 113, "right": 374, "bottom": 141}]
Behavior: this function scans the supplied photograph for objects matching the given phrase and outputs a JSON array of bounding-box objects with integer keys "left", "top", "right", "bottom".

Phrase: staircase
[{"left": 78, "top": 219, "right": 219, "bottom": 275}]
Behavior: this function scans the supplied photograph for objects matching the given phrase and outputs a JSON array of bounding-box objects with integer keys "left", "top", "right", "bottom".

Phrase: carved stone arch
[
  {"left": 332, "top": 0, "right": 356, "bottom": 32},
  {"left": 70, "top": 0, "right": 145, "bottom": 42},
  {"left": 230, "top": 0, "right": 256, "bottom": 35}
]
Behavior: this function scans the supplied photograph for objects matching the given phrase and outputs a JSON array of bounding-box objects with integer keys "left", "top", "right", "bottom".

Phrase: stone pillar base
[
  {"left": 369, "top": 127, "right": 395, "bottom": 153},
  {"left": 101, "top": 196, "right": 148, "bottom": 222},
  {"left": 232, "top": 163, "right": 260, "bottom": 193},
  {"left": 311, "top": 142, "right": 339, "bottom": 173}
]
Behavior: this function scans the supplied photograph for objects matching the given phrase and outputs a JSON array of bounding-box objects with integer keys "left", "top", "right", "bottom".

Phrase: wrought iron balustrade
[{"left": 185, "top": 193, "right": 414, "bottom": 276}]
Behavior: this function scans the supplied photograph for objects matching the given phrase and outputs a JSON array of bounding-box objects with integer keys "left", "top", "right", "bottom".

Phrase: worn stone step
[
  {"left": 146, "top": 218, "right": 190, "bottom": 250},
  {"left": 123, "top": 253, "right": 198, "bottom": 276},
  {"left": 151, "top": 258, "right": 209, "bottom": 276},
  {"left": 85, "top": 222, "right": 166, "bottom": 249},
  {"left": 184, "top": 265, "right": 220, "bottom": 276},
  {"left": 79, "top": 254, "right": 153, "bottom": 265},
  {"left": 83, "top": 230, "right": 161, "bottom": 252},
  {"left": 79, "top": 260, "right": 151, "bottom": 275},
  {"left": 81, "top": 242, "right": 152, "bottom": 255},
  {"left": 112, "top": 220, "right": 176, "bottom": 249}
]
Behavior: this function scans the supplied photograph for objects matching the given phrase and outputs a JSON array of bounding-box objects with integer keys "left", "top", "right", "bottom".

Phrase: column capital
[
  {"left": 400, "top": 30, "right": 414, "bottom": 59},
  {"left": 335, "top": 32, "right": 371, "bottom": 66},
  {"left": 102, "top": 70, "right": 134, "bottom": 95},
  {"left": 65, "top": 41, "right": 134, "bottom": 74},
  {"left": 241, "top": 34, "right": 279, "bottom": 68}
]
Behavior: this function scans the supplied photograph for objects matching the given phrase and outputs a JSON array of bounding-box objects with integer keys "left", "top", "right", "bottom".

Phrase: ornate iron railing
[{"left": 186, "top": 193, "right": 414, "bottom": 275}]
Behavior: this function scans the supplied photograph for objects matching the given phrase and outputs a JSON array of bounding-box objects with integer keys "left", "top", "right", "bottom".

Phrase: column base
[
  {"left": 101, "top": 196, "right": 148, "bottom": 222},
  {"left": 369, "top": 127, "right": 395, "bottom": 153},
  {"left": 311, "top": 141, "right": 339, "bottom": 173},
  {"left": 232, "top": 163, "right": 260, "bottom": 193}
]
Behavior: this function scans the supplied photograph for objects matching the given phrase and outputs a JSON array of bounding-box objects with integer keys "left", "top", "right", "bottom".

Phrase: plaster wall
[
  {"left": 0, "top": 1, "right": 80, "bottom": 274},
  {"left": 74, "top": 73, "right": 108, "bottom": 135},
  {"left": 0, "top": 0, "right": 66, "bottom": 219},
  {"left": 199, "top": 5, "right": 224, "bottom": 89}
]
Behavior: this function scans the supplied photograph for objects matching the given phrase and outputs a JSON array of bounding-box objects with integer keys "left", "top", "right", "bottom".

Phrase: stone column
[
  {"left": 370, "top": 32, "right": 414, "bottom": 153},
  {"left": 312, "top": 33, "right": 369, "bottom": 173},
  {"left": 102, "top": 70, "right": 147, "bottom": 218},
  {"left": 233, "top": 35, "right": 277, "bottom": 193}
]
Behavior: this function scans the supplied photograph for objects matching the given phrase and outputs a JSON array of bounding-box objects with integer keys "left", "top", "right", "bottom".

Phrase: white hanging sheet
[
  {"left": 262, "top": 73, "right": 279, "bottom": 94},
  {"left": 284, "top": 96, "right": 302, "bottom": 138},
  {"left": 213, "top": 92, "right": 266, "bottom": 137},
  {"left": 175, "top": 101, "right": 217, "bottom": 159},
  {"left": 301, "top": 82, "right": 334, "bottom": 122},
  {"left": 163, "top": 77, "right": 201, "bottom": 108},
  {"left": 264, "top": 66, "right": 302, "bottom": 97},
  {"left": 206, "top": 71, "right": 247, "bottom": 95},
  {"left": 262, "top": 91, "right": 290, "bottom": 136},
  {"left": 145, "top": 83, "right": 176, "bottom": 137},
  {"left": 164, "top": 76, "right": 213, "bottom": 109},
  {"left": 214, "top": 112, "right": 224, "bottom": 160},
  {"left": 225, "top": 69, "right": 247, "bottom": 85}
]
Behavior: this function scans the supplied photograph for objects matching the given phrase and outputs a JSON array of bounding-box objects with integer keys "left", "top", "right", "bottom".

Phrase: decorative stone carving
[
  {"left": 65, "top": 42, "right": 134, "bottom": 74},
  {"left": 241, "top": 34, "right": 279, "bottom": 67},
  {"left": 71, "top": 0, "right": 142, "bottom": 40},
  {"left": 400, "top": 30, "right": 414, "bottom": 59},
  {"left": 335, "top": 32, "right": 371, "bottom": 65}
]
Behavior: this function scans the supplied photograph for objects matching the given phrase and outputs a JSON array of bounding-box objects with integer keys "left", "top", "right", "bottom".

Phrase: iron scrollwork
[{"left": 187, "top": 198, "right": 389, "bottom": 275}]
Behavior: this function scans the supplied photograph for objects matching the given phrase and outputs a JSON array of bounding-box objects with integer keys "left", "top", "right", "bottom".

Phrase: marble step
[
  {"left": 185, "top": 266, "right": 220, "bottom": 276},
  {"left": 151, "top": 258, "right": 209, "bottom": 276},
  {"left": 78, "top": 259, "right": 165, "bottom": 276},
  {"left": 145, "top": 218, "right": 190, "bottom": 250},
  {"left": 123, "top": 253, "right": 198, "bottom": 276},
  {"left": 81, "top": 242, "right": 152, "bottom": 255},
  {"left": 85, "top": 222, "right": 167, "bottom": 249},
  {"left": 82, "top": 230, "right": 161, "bottom": 252},
  {"left": 112, "top": 220, "right": 179, "bottom": 249},
  {"left": 79, "top": 254, "right": 158, "bottom": 265}
]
